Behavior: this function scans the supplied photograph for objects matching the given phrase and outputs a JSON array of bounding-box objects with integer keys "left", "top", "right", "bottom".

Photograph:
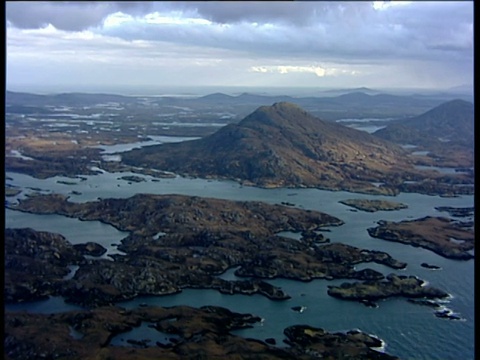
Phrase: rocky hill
[
  {"left": 374, "top": 99, "right": 474, "bottom": 146},
  {"left": 122, "top": 102, "right": 414, "bottom": 193}
]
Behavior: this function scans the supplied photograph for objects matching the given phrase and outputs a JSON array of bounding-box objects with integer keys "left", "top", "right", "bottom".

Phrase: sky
[{"left": 5, "top": 1, "right": 474, "bottom": 94}]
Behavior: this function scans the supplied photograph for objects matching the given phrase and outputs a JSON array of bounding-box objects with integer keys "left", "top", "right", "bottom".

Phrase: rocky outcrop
[
  {"left": 118, "top": 175, "right": 147, "bottom": 183},
  {"left": 435, "top": 206, "right": 474, "bottom": 217},
  {"left": 368, "top": 216, "right": 474, "bottom": 260},
  {"left": 327, "top": 274, "right": 449, "bottom": 303},
  {"left": 73, "top": 242, "right": 107, "bottom": 257},
  {"left": 398, "top": 178, "right": 474, "bottom": 197},
  {"left": 4, "top": 228, "right": 85, "bottom": 303},
  {"left": 339, "top": 199, "right": 408, "bottom": 212},
  {"left": 59, "top": 259, "right": 290, "bottom": 307},
  {"left": 420, "top": 263, "right": 441, "bottom": 270},
  {"left": 4, "top": 305, "right": 400, "bottom": 360},
  {"left": 284, "top": 325, "right": 400, "bottom": 359},
  {"left": 6, "top": 194, "right": 411, "bottom": 307}
]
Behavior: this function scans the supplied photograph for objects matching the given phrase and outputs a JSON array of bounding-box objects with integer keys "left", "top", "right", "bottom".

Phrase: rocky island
[
  {"left": 339, "top": 199, "right": 408, "bottom": 212},
  {"left": 327, "top": 274, "right": 449, "bottom": 304},
  {"left": 435, "top": 206, "right": 474, "bottom": 218},
  {"left": 4, "top": 305, "right": 400, "bottom": 360},
  {"left": 367, "top": 216, "right": 474, "bottom": 260},
  {"left": 6, "top": 193, "right": 412, "bottom": 307},
  {"left": 5, "top": 185, "right": 22, "bottom": 197}
]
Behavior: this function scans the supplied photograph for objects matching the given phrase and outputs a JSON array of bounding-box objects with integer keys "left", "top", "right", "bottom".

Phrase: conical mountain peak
[
  {"left": 122, "top": 103, "right": 413, "bottom": 193},
  {"left": 240, "top": 101, "right": 316, "bottom": 129}
]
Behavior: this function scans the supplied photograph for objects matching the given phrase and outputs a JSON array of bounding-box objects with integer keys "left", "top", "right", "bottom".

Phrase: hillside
[
  {"left": 122, "top": 102, "right": 414, "bottom": 193},
  {"left": 373, "top": 99, "right": 474, "bottom": 146}
]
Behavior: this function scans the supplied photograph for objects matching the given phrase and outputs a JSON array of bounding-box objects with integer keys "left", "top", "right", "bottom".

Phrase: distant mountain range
[
  {"left": 6, "top": 89, "right": 470, "bottom": 121},
  {"left": 121, "top": 102, "right": 413, "bottom": 192},
  {"left": 373, "top": 99, "right": 474, "bottom": 146},
  {"left": 5, "top": 90, "right": 138, "bottom": 107}
]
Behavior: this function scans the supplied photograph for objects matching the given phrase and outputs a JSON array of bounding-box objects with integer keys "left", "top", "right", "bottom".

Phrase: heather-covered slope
[
  {"left": 374, "top": 99, "right": 474, "bottom": 146},
  {"left": 122, "top": 102, "right": 414, "bottom": 192}
]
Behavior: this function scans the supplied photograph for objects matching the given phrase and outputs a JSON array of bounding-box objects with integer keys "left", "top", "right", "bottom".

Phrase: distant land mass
[
  {"left": 373, "top": 99, "right": 474, "bottom": 147},
  {"left": 122, "top": 102, "right": 414, "bottom": 193},
  {"left": 5, "top": 90, "right": 138, "bottom": 107},
  {"left": 319, "top": 86, "right": 379, "bottom": 94},
  {"left": 6, "top": 89, "right": 458, "bottom": 121}
]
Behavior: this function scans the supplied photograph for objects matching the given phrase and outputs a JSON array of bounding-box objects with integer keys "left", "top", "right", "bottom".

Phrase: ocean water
[{"left": 5, "top": 168, "right": 475, "bottom": 360}]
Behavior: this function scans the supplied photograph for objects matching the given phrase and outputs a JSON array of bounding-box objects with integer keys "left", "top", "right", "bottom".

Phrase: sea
[{"left": 4, "top": 134, "right": 475, "bottom": 360}]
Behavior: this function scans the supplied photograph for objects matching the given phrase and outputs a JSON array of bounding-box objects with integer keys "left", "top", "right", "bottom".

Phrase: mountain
[
  {"left": 447, "top": 84, "right": 473, "bottom": 95},
  {"left": 122, "top": 102, "right": 413, "bottom": 192},
  {"left": 196, "top": 92, "right": 235, "bottom": 103},
  {"left": 317, "top": 87, "right": 381, "bottom": 97},
  {"left": 5, "top": 90, "right": 137, "bottom": 107},
  {"left": 6, "top": 89, "right": 451, "bottom": 121},
  {"left": 373, "top": 99, "right": 474, "bottom": 146},
  {"left": 191, "top": 92, "right": 295, "bottom": 106}
]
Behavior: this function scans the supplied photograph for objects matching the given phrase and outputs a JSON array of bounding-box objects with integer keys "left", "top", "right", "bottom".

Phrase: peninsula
[{"left": 367, "top": 216, "right": 474, "bottom": 260}]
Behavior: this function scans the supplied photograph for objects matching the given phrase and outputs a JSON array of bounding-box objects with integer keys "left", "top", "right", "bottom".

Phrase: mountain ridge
[
  {"left": 122, "top": 102, "right": 414, "bottom": 193},
  {"left": 374, "top": 99, "right": 474, "bottom": 146}
]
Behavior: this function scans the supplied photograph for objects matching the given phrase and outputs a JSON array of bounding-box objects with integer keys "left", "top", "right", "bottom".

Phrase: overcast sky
[{"left": 6, "top": 1, "right": 474, "bottom": 94}]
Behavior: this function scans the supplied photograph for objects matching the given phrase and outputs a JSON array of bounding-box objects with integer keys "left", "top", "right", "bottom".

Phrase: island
[
  {"left": 367, "top": 216, "right": 474, "bottom": 260},
  {"left": 327, "top": 274, "right": 449, "bottom": 305},
  {"left": 435, "top": 206, "right": 474, "bottom": 218},
  {"left": 6, "top": 193, "right": 411, "bottom": 307},
  {"left": 339, "top": 199, "right": 408, "bottom": 212},
  {"left": 420, "top": 263, "right": 441, "bottom": 270},
  {"left": 5, "top": 185, "right": 22, "bottom": 197},
  {"left": 4, "top": 305, "right": 400, "bottom": 359},
  {"left": 118, "top": 175, "right": 147, "bottom": 183}
]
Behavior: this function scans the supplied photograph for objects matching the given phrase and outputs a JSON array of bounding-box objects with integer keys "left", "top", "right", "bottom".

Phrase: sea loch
[{"left": 5, "top": 168, "right": 474, "bottom": 360}]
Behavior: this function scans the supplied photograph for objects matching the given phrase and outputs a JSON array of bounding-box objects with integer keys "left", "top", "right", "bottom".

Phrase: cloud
[
  {"left": 6, "top": 2, "right": 473, "bottom": 63},
  {"left": 249, "top": 65, "right": 361, "bottom": 78},
  {"left": 5, "top": 1, "right": 156, "bottom": 31},
  {"left": 5, "top": 1, "right": 474, "bottom": 91},
  {"left": 5, "top": 2, "right": 371, "bottom": 30}
]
